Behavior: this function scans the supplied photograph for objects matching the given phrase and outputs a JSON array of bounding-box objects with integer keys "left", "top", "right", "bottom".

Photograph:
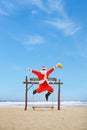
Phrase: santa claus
[{"left": 28, "top": 64, "right": 59, "bottom": 101}]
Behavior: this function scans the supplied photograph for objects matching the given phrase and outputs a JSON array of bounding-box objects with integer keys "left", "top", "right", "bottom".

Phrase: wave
[{"left": 0, "top": 101, "right": 87, "bottom": 108}]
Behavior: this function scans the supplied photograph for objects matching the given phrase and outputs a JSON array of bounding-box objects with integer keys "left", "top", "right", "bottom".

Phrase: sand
[{"left": 0, "top": 108, "right": 87, "bottom": 130}]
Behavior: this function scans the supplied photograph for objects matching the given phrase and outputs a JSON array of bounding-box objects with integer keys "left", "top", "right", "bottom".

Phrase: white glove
[
  {"left": 27, "top": 67, "right": 31, "bottom": 72},
  {"left": 55, "top": 64, "right": 58, "bottom": 68}
]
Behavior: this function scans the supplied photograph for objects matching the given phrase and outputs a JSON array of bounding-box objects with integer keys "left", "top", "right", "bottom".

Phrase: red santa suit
[{"left": 30, "top": 66, "right": 56, "bottom": 93}]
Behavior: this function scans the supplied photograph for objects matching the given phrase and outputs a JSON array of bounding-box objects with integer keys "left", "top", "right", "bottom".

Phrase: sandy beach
[{"left": 0, "top": 108, "right": 87, "bottom": 130}]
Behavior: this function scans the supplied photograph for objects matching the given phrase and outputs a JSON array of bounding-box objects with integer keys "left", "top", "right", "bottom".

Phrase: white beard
[{"left": 40, "top": 70, "right": 47, "bottom": 75}]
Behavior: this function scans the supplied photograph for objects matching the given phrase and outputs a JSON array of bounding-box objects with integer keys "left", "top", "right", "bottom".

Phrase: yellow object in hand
[{"left": 57, "top": 63, "right": 63, "bottom": 68}]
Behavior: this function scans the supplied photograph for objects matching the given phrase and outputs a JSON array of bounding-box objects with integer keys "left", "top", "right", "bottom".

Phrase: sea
[{"left": 0, "top": 101, "right": 87, "bottom": 108}]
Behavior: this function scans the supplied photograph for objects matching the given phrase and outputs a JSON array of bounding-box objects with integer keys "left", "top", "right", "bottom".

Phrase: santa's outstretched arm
[
  {"left": 28, "top": 67, "right": 41, "bottom": 76},
  {"left": 47, "top": 66, "right": 56, "bottom": 75},
  {"left": 47, "top": 63, "right": 61, "bottom": 75}
]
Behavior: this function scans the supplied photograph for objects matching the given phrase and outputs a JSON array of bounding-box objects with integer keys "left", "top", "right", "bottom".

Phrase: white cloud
[
  {"left": 7, "top": 33, "right": 45, "bottom": 46},
  {"left": 44, "top": 0, "right": 80, "bottom": 35},
  {"left": 23, "top": 34, "right": 45, "bottom": 45},
  {"left": 31, "top": 0, "right": 45, "bottom": 10},
  {"left": 46, "top": 19, "right": 80, "bottom": 35},
  {"left": 0, "top": 0, "right": 80, "bottom": 35},
  {"left": 16, "top": 0, "right": 45, "bottom": 11},
  {"left": 31, "top": 10, "right": 38, "bottom": 14},
  {"left": 10, "top": 63, "right": 22, "bottom": 71},
  {"left": 0, "top": 8, "right": 8, "bottom": 15},
  {"left": 21, "top": 0, "right": 80, "bottom": 35},
  {"left": 0, "top": 0, "right": 15, "bottom": 15},
  {"left": 47, "top": 0, "right": 66, "bottom": 16},
  {"left": 18, "top": 0, "right": 66, "bottom": 17},
  {"left": 2, "top": 1, "right": 15, "bottom": 10}
]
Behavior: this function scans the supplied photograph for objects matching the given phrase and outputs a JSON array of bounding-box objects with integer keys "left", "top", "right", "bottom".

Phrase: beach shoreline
[{"left": 0, "top": 101, "right": 87, "bottom": 108}]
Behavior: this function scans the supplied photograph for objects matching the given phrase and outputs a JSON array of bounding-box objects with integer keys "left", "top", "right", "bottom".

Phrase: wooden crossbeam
[
  {"left": 30, "top": 78, "right": 57, "bottom": 81},
  {"left": 23, "top": 81, "right": 63, "bottom": 85}
]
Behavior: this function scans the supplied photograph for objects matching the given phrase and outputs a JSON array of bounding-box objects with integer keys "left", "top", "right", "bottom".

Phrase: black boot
[
  {"left": 45, "top": 92, "right": 51, "bottom": 101},
  {"left": 33, "top": 90, "right": 37, "bottom": 95}
]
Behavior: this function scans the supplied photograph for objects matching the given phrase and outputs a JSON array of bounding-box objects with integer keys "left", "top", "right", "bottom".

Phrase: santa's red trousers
[{"left": 36, "top": 81, "right": 54, "bottom": 93}]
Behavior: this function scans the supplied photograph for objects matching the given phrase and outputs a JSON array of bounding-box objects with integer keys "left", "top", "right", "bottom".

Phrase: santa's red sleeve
[
  {"left": 47, "top": 67, "right": 56, "bottom": 76},
  {"left": 31, "top": 69, "right": 41, "bottom": 77}
]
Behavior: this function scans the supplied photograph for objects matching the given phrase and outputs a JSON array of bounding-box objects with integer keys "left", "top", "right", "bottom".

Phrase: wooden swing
[{"left": 23, "top": 76, "right": 63, "bottom": 111}]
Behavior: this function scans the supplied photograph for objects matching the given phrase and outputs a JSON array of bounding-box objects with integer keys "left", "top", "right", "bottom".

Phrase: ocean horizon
[{"left": 0, "top": 101, "right": 87, "bottom": 108}]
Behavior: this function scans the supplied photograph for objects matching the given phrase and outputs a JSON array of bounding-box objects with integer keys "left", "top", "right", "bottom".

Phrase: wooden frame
[{"left": 23, "top": 76, "right": 63, "bottom": 111}]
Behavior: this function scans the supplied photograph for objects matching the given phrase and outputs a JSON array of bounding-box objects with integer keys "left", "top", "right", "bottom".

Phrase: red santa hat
[{"left": 42, "top": 66, "right": 47, "bottom": 70}]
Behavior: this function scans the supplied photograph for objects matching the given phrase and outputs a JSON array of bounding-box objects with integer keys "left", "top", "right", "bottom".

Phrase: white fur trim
[
  {"left": 39, "top": 79, "right": 49, "bottom": 84},
  {"left": 53, "top": 66, "right": 56, "bottom": 70},
  {"left": 30, "top": 69, "right": 32, "bottom": 73}
]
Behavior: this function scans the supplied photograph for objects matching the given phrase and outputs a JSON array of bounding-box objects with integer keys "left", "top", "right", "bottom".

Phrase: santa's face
[{"left": 40, "top": 69, "right": 47, "bottom": 75}]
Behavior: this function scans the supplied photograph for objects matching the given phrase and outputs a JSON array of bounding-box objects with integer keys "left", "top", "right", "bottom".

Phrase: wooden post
[
  {"left": 58, "top": 79, "right": 63, "bottom": 110},
  {"left": 25, "top": 76, "right": 28, "bottom": 111},
  {"left": 58, "top": 79, "right": 60, "bottom": 110}
]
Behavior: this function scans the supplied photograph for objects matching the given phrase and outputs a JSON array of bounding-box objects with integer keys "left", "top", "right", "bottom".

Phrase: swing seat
[{"left": 32, "top": 106, "right": 54, "bottom": 110}]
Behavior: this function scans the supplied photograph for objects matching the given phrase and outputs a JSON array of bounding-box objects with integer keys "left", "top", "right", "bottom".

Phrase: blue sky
[{"left": 0, "top": 0, "right": 87, "bottom": 101}]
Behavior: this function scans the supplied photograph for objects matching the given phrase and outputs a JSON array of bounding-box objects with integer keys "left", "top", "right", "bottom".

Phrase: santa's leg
[
  {"left": 33, "top": 89, "right": 37, "bottom": 95},
  {"left": 45, "top": 85, "right": 54, "bottom": 101},
  {"left": 45, "top": 92, "right": 51, "bottom": 101}
]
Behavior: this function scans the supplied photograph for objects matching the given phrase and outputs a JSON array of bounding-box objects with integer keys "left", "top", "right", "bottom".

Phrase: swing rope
[
  {"left": 51, "top": 82, "right": 55, "bottom": 108},
  {"left": 32, "top": 84, "right": 35, "bottom": 107},
  {"left": 28, "top": 84, "right": 33, "bottom": 90},
  {"left": 52, "top": 92, "right": 54, "bottom": 107}
]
